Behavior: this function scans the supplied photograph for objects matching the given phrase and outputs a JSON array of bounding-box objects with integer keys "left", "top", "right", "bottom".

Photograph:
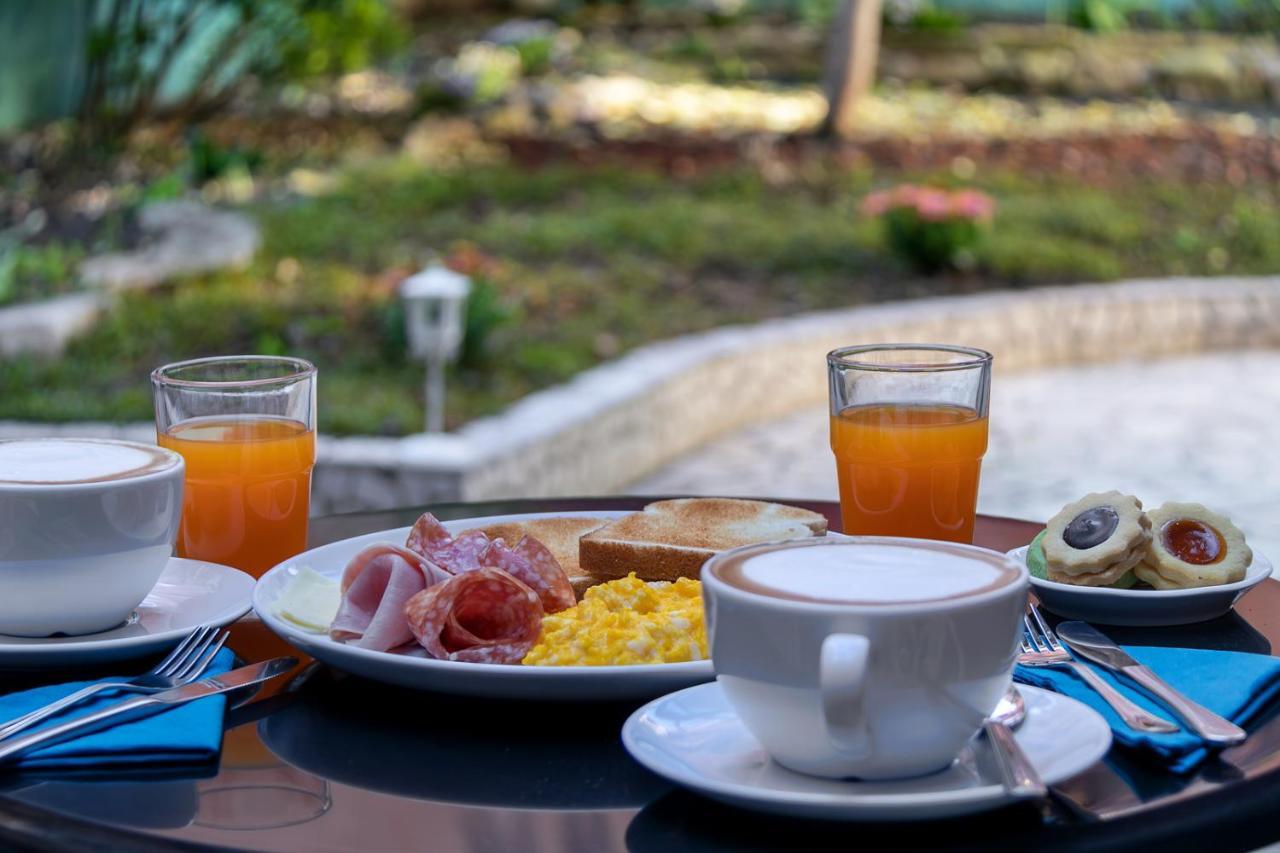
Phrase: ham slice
[
  {"left": 404, "top": 568, "right": 543, "bottom": 663},
  {"left": 330, "top": 545, "right": 450, "bottom": 651}
]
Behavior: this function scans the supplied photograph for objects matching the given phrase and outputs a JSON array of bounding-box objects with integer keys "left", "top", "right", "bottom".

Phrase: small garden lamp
[{"left": 400, "top": 263, "right": 471, "bottom": 432}]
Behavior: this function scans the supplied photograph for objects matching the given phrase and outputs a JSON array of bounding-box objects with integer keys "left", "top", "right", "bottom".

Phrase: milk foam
[
  {"left": 736, "top": 542, "right": 1011, "bottom": 603},
  {"left": 0, "top": 439, "right": 175, "bottom": 484}
]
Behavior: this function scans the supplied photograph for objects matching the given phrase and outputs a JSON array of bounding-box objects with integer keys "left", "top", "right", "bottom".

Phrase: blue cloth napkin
[
  {"left": 0, "top": 649, "right": 234, "bottom": 771},
  {"left": 1015, "top": 645, "right": 1280, "bottom": 774}
]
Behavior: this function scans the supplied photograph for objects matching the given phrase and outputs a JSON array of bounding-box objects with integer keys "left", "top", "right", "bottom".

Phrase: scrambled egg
[{"left": 523, "top": 573, "right": 708, "bottom": 666}]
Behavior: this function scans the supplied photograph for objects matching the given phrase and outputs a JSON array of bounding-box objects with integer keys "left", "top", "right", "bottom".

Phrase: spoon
[{"left": 983, "top": 687, "right": 1047, "bottom": 798}]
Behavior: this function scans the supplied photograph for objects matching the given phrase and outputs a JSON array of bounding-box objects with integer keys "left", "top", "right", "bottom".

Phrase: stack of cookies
[
  {"left": 1041, "top": 491, "right": 1151, "bottom": 588},
  {"left": 1027, "top": 490, "right": 1252, "bottom": 591}
]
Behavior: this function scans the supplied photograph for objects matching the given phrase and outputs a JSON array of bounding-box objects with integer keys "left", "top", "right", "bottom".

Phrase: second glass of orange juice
[
  {"left": 152, "top": 356, "right": 317, "bottom": 577},
  {"left": 827, "top": 345, "right": 992, "bottom": 543}
]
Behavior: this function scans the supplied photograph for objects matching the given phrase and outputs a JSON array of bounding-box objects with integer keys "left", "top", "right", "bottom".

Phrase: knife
[
  {"left": 0, "top": 656, "right": 298, "bottom": 765},
  {"left": 1055, "top": 622, "right": 1246, "bottom": 746}
]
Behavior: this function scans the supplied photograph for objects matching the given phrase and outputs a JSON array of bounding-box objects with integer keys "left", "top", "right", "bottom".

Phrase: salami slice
[
  {"left": 403, "top": 568, "right": 543, "bottom": 663},
  {"left": 479, "top": 537, "right": 576, "bottom": 614},
  {"left": 404, "top": 513, "right": 493, "bottom": 574},
  {"left": 405, "top": 513, "right": 452, "bottom": 558},
  {"left": 427, "top": 531, "right": 492, "bottom": 574},
  {"left": 330, "top": 545, "right": 450, "bottom": 651}
]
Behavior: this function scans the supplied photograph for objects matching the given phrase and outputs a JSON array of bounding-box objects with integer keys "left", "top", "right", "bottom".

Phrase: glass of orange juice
[
  {"left": 827, "top": 344, "right": 992, "bottom": 543},
  {"left": 152, "top": 356, "right": 317, "bottom": 577}
]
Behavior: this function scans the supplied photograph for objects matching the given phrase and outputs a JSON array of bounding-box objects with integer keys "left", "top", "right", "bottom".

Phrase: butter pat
[{"left": 276, "top": 567, "right": 340, "bottom": 633}]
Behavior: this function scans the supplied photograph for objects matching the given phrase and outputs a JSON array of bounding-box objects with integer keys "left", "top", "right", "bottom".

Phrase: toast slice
[
  {"left": 463, "top": 516, "right": 610, "bottom": 599},
  {"left": 579, "top": 498, "right": 828, "bottom": 583}
]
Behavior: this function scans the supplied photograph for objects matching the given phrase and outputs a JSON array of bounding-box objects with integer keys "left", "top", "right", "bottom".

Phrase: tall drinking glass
[
  {"left": 827, "top": 344, "right": 992, "bottom": 543},
  {"left": 152, "top": 356, "right": 317, "bottom": 577}
]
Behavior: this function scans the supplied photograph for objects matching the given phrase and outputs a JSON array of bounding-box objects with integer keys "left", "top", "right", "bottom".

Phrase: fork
[
  {"left": 1018, "top": 604, "right": 1179, "bottom": 734},
  {"left": 0, "top": 625, "right": 228, "bottom": 741}
]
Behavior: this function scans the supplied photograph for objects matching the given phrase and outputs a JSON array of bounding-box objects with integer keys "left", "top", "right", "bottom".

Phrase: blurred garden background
[{"left": 1, "top": 0, "right": 1278, "bottom": 545}]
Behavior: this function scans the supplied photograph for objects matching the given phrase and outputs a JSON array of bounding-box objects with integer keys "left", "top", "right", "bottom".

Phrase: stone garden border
[{"left": 3, "top": 276, "right": 1277, "bottom": 513}]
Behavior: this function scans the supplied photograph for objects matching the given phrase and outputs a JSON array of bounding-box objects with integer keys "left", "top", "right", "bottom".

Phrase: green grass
[{"left": 2, "top": 159, "right": 1278, "bottom": 434}]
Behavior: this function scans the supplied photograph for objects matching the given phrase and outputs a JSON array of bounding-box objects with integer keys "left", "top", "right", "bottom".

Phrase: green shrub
[
  {"left": 0, "top": 242, "right": 86, "bottom": 306},
  {"left": 861, "top": 186, "right": 995, "bottom": 274}
]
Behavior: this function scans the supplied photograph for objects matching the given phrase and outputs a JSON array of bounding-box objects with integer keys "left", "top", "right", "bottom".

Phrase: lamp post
[{"left": 400, "top": 263, "right": 471, "bottom": 432}]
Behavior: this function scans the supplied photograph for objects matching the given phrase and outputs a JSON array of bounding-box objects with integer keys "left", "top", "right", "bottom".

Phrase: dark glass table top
[{"left": 3, "top": 497, "right": 1280, "bottom": 853}]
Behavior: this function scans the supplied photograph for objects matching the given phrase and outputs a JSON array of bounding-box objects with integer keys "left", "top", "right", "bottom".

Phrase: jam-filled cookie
[
  {"left": 1132, "top": 562, "right": 1182, "bottom": 590},
  {"left": 1142, "top": 502, "right": 1251, "bottom": 588},
  {"left": 1043, "top": 491, "right": 1151, "bottom": 584},
  {"left": 1027, "top": 529, "right": 1138, "bottom": 588}
]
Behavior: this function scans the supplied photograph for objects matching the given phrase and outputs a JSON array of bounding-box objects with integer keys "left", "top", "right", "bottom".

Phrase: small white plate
[
  {"left": 253, "top": 511, "right": 716, "bottom": 701},
  {"left": 0, "top": 558, "right": 255, "bottom": 668},
  {"left": 1010, "top": 545, "right": 1273, "bottom": 627},
  {"left": 622, "top": 681, "right": 1111, "bottom": 821}
]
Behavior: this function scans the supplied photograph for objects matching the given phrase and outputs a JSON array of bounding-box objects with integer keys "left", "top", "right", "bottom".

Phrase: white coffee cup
[
  {"left": 0, "top": 438, "right": 185, "bottom": 637},
  {"left": 702, "top": 536, "right": 1028, "bottom": 780}
]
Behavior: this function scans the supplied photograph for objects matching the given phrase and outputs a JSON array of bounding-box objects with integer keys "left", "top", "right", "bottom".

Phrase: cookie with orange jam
[
  {"left": 1042, "top": 491, "right": 1151, "bottom": 586},
  {"left": 1140, "top": 502, "right": 1251, "bottom": 588}
]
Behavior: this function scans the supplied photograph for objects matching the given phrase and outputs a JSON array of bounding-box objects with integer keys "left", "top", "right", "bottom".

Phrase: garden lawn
[{"left": 2, "top": 158, "right": 1278, "bottom": 435}]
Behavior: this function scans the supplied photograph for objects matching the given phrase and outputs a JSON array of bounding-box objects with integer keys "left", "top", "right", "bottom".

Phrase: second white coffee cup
[
  {"left": 0, "top": 438, "right": 185, "bottom": 637},
  {"left": 702, "top": 536, "right": 1028, "bottom": 780}
]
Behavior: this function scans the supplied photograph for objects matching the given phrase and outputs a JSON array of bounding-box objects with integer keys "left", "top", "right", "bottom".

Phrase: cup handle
[{"left": 820, "top": 633, "right": 871, "bottom": 753}]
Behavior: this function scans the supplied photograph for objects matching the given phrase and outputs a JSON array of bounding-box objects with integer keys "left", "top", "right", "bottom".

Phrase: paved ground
[{"left": 631, "top": 350, "right": 1280, "bottom": 560}]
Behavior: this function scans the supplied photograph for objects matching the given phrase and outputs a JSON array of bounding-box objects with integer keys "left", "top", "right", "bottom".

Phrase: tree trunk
[{"left": 821, "top": 0, "right": 883, "bottom": 139}]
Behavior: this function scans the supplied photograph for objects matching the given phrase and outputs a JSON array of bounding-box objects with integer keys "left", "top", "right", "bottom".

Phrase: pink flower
[
  {"left": 913, "top": 189, "right": 953, "bottom": 222},
  {"left": 950, "top": 189, "right": 996, "bottom": 222},
  {"left": 860, "top": 184, "right": 996, "bottom": 223},
  {"left": 859, "top": 190, "right": 893, "bottom": 216}
]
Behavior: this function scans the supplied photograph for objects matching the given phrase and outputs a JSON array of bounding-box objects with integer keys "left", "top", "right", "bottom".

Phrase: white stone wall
[{"left": 3, "top": 276, "right": 1278, "bottom": 512}]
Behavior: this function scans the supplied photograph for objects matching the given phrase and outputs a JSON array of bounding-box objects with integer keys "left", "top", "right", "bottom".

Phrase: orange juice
[
  {"left": 158, "top": 416, "right": 315, "bottom": 576},
  {"left": 830, "top": 403, "right": 988, "bottom": 542}
]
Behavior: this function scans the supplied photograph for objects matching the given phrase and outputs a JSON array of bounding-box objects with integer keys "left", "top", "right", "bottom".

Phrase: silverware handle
[
  {"left": 0, "top": 683, "right": 124, "bottom": 742},
  {"left": 1124, "top": 665, "right": 1247, "bottom": 746},
  {"left": 1067, "top": 662, "right": 1179, "bottom": 734},
  {"left": 983, "top": 720, "right": 1047, "bottom": 798},
  {"left": 0, "top": 695, "right": 159, "bottom": 764}
]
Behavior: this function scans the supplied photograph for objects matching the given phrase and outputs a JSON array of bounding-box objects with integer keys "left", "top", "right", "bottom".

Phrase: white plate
[
  {"left": 0, "top": 558, "right": 255, "bottom": 668},
  {"left": 622, "top": 681, "right": 1111, "bottom": 821},
  {"left": 1010, "top": 545, "right": 1273, "bottom": 627},
  {"left": 253, "top": 511, "right": 716, "bottom": 700}
]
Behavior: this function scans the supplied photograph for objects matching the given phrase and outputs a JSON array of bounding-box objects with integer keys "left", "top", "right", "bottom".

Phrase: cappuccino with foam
[
  {"left": 702, "top": 535, "right": 1028, "bottom": 780},
  {"left": 0, "top": 438, "right": 184, "bottom": 636},
  {"left": 713, "top": 538, "right": 1021, "bottom": 605},
  {"left": 0, "top": 438, "right": 179, "bottom": 485}
]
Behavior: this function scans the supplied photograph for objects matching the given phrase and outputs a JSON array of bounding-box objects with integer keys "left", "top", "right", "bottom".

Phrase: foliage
[
  {"left": 1180, "top": 0, "right": 1280, "bottom": 30},
  {"left": 79, "top": 0, "right": 406, "bottom": 137},
  {"left": 187, "top": 130, "right": 264, "bottom": 184},
  {"left": 281, "top": 0, "right": 405, "bottom": 79},
  {"left": 3, "top": 162, "right": 1279, "bottom": 433},
  {"left": 0, "top": 243, "right": 86, "bottom": 307},
  {"left": 861, "top": 186, "right": 995, "bottom": 273},
  {"left": 185, "top": 128, "right": 264, "bottom": 183},
  {"left": 884, "top": 0, "right": 967, "bottom": 33},
  {"left": 1059, "top": 0, "right": 1137, "bottom": 31}
]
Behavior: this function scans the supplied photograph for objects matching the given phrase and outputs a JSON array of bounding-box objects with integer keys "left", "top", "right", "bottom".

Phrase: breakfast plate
[
  {"left": 253, "top": 511, "right": 716, "bottom": 700},
  {"left": 1010, "top": 545, "right": 1273, "bottom": 627},
  {"left": 0, "top": 558, "right": 255, "bottom": 668},
  {"left": 622, "top": 682, "right": 1111, "bottom": 821}
]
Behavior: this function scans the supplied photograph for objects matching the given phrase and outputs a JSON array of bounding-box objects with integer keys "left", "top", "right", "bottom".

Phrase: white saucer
[
  {"left": 1010, "top": 545, "right": 1273, "bottom": 627},
  {"left": 0, "top": 558, "right": 255, "bottom": 668},
  {"left": 622, "top": 682, "right": 1111, "bottom": 821}
]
